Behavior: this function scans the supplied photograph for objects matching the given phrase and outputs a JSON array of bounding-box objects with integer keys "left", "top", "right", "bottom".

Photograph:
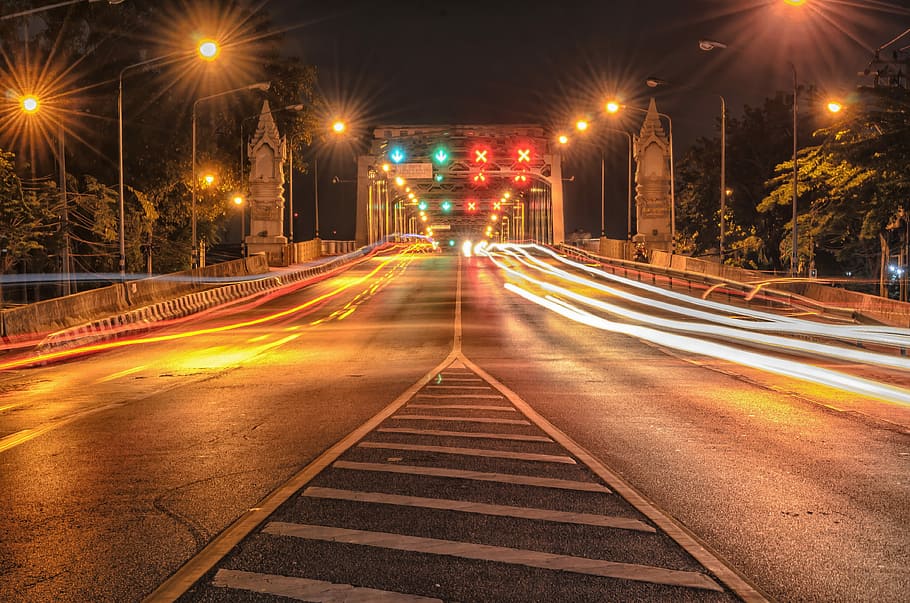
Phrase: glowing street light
[
  {"left": 20, "top": 95, "right": 39, "bottom": 113},
  {"left": 197, "top": 39, "right": 220, "bottom": 61},
  {"left": 557, "top": 134, "right": 569, "bottom": 145},
  {"left": 332, "top": 119, "right": 346, "bottom": 133},
  {"left": 575, "top": 119, "right": 589, "bottom": 131},
  {"left": 827, "top": 101, "right": 843, "bottom": 113}
]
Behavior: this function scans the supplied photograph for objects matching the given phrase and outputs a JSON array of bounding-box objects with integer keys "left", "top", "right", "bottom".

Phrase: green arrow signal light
[
  {"left": 418, "top": 200, "right": 428, "bottom": 211},
  {"left": 434, "top": 173, "right": 444, "bottom": 182},
  {"left": 433, "top": 148, "right": 448, "bottom": 164},
  {"left": 441, "top": 200, "right": 452, "bottom": 212}
]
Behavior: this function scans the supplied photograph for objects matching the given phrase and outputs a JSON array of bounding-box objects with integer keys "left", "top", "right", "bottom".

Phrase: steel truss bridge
[{"left": 354, "top": 125, "right": 565, "bottom": 247}]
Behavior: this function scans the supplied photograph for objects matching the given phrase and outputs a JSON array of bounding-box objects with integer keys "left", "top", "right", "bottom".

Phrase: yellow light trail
[{"left": 0, "top": 254, "right": 403, "bottom": 372}]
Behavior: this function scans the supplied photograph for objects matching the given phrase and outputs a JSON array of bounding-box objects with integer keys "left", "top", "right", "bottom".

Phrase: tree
[
  {"left": 760, "top": 87, "right": 910, "bottom": 285},
  {"left": 0, "top": 150, "right": 53, "bottom": 304}
]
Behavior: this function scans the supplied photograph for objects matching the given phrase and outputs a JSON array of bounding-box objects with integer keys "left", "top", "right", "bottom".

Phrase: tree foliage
[{"left": 759, "top": 87, "right": 910, "bottom": 279}]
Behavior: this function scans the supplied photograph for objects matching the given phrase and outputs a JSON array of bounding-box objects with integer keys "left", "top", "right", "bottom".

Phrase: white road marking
[
  {"left": 415, "top": 393, "right": 504, "bottom": 399},
  {"left": 263, "top": 523, "right": 721, "bottom": 591},
  {"left": 377, "top": 427, "right": 551, "bottom": 442},
  {"left": 426, "top": 385, "right": 492, "bottom": 390},
  {"left": 213, "top": 569, "right": 442, "bottom": 602},
  {"left": 333, "top": 460, "right": 609, "bottom": 492},
  {"left": 406, "top": 404, "right": 516, "bottom": 412},
  {"left": 358, "top": 441, "right": 576, "bottom": 464},
  {"left": 391, "top": 414, "right": 530, "bottom": 425},
  {"left": 303, "top": 487, "right": 654, "bottom": 532}
]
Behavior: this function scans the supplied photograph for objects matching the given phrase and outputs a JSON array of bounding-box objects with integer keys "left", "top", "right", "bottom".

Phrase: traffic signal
[
  {"left": 389, "top": 147, "right": 406, "bottom": 163},
  {"left": 418, "top": 200, "right": 428, "bottom": 211},
  {"left": 513, "top": 171, "right": 529, "bottom": 187},
  {"left": 466, "top": 200, "right": 478, "bottom": 213},
  {"left": 472, "top": 170, "right": 487, "bottom": 186},
  {"left": 473, "top": 145, "right": 491, "bottom": 165},
  {"left": 441, "top": 200, "right": 452, "bottom": 212},
  {"left": 434, "top": 173, "right": 444, "bottom": 182},
  {"left": 433, "top": 147, "right": 449, "bottom": 164},
  {"left": 516, "top": 147, "right": 532, "bottom": 164}
]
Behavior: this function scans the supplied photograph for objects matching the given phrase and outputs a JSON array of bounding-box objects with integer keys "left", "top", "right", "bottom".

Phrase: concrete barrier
[{"left": 3, "top": 281, "right": 130, "bottom": 337}]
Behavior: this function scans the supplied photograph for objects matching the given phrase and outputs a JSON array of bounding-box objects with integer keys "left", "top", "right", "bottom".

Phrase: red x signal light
[
  {"left": 516, "top": 147, "right": 531, "bottom": 163},
  {"left": 466, "top": 200, "right": 478, "bottom": 212},
  {"left": 473, "top": 146, "right": 490, "bottom": 164}
]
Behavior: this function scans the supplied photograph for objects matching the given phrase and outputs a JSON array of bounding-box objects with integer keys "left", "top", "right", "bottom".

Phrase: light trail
[
  {"left": 0, "top": 248, "right": 419, "bottom": 372},
  {"left": 491, "top": 244, "right": 910, "bottom": 349},
  {"left": 484, "top": 249, "right": 910, "bottom": 372},
  {"left": 503, "top": 282, "right": 910, "bottom": 406}
]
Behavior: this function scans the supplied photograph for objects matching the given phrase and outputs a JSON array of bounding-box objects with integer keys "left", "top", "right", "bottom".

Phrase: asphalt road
[{"left": 0, "top": 248, "right": 907, "bottom": 601}]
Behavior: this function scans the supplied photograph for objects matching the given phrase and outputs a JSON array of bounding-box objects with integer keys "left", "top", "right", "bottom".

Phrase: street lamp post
[
  {"left": 20, "top": 95, "right": 74, "bottom": 294},
  {"left": 118, "top": 41, "right": 219, "bottom": 278},
  {"left": 192, "top": 81, "right": 269, "bottom": 267},
  {"left": 573, "top": 122, "right": 633, "bottom": 247},
  {"left": 789, "top": 62, "right": 799, "bottom": 276}
]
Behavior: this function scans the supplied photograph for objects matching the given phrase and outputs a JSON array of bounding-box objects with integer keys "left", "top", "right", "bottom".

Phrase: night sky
[{"left": 265, "top": 0, "right": 907, "bottom": 239}]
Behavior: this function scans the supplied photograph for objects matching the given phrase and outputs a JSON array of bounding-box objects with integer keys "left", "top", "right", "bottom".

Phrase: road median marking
[
  {"left": 304, "top": 486, "right": 654, "bottom": 531},
  {"left": 263, "top": 522, "right": 721, "bottom": 591}
]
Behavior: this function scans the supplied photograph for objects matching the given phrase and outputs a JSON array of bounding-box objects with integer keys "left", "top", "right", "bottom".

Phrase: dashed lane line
[
  {"left": 376, "top": 427, "right": 553, "bottom": 443},
  {"left": 405, "top": 404, "right": 516, "bottom": 412},
  {"left": 333, "top": 460, "right": 610, "bottom": 493},
  {"left": 303, "top": 487, "right": 655, "bottom": 532},
  {"left": 357, "top": 441, "right": 577, "bottom": 464},
  {"left": 213, "top": 569, "right": 442, "bottom": 602},
  {"left": 391, "top": 415, "right": 530, "bottom": 425},
  {"left": 263, "top": 523, "right": 723, "bottom": 592}
]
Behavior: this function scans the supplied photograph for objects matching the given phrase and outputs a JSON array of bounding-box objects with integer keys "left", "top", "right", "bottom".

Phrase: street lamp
[
  {"left": 192, "top": 81, "right": 269, "bottom": 267},
  {"left": 606, "top": 100, "right": 676, "bottom": 251},
  {"left": 118, "top": 38, "right": 221, "bottom": 278},
  {"left": 19, "top": 93, "right": 73, "bottom": 294}
]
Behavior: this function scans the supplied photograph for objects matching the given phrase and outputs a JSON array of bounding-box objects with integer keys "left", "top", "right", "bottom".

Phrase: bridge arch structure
[{"left": 355, "top": 124, "right": 564, "bottom": 247}]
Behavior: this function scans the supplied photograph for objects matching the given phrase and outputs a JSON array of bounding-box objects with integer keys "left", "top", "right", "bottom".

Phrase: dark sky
[{"left": 266, "top": 0, "right": 909, "bottom": 238}]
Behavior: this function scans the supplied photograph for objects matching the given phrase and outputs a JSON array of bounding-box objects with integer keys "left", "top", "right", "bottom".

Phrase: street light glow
[
  {"left": 232, "top": 195, "right": 244, "bottom": 206},
  {"left": 827, "top": 101, "right": 843, "bottom": 113},
  {"left": 783, "top": 0, "right": 807, "bottom": 5},
  {"left": 332, "top": 120, "right": 346, "bottom": 133},
  {"left": 557, "top": 134, "right": 569, "bottom": 145},
  {"left": 20, "top": 95, "right": 39, "bottom": 113},
  {"left": 605, "top": 100, "right": 620, "bottom": 114},
  {"left": 198, "top": 39, "right": 220, "bottom": 61},
  {"left": 575, "top": 120, "right": 588, "bottom": 131}
]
